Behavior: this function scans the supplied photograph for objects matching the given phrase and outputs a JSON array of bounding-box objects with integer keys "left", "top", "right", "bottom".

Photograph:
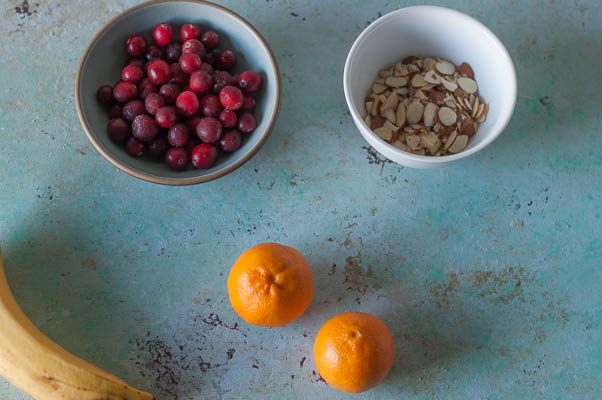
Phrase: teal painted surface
[{"left": 0, "top": 0, "right": 600, "bottom": 399}]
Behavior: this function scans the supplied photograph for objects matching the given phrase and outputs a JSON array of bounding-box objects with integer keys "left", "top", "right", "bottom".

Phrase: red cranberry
[
  {"left": 199, "top": 62, "right": 214, "bottom": 75},
  {"left": 219, "top": 86, "right": 243, "bottom": 110},
  {"left": 96, "top": 85, "right": 114, "bottom": 106},
  {"left": 122, "top": 65, "right": 145, "bottom": 83},
  {"left": 167, "top": 124, "right": 190, "bottom": 147},
  {"left": 147, "top": 135, "right": 169, "bottom": 157},
  {"left": 200, "top": 94, "right": 223, "bottom": 117},
  {"left": 219, "top": 129, "right": 242, "bottom": 152},
  {"left": 122, "top": 100, "right": 146, "bottom": 121},
  {"left": 238, "top": 70, "right": 263, "bottom": 93},
  {"left": 165, "top": 42, "right": 182, "bottom": 63},
  {"left": 201, "top": 30, "right": 220, "bottom": 50},
  {"left": 155, "top": 106, "right": 177, "bottom": 128},
  {"left": 217, "top": 50, "right": 236, "bottom": 70},
  {"left": 179, "top": 53, "right": 202, "bottom": 74},
  {"left": 126, "top": 137, "right": 145, "bottom": 157},
  {"left": 132, "top": 114, "right": 160, "bottom": 141},
  {"left": 219, "top": 109, "right": 238, "bottom": 128},
  {"left": 138, "top": 78, "right": 158, "bottom": 99},
  {"left": 152, "top": 23, "right": 174, "bottom": 47},
  {"left": 126, "top": 34, "right": 148, "bottom": 57},
  {"left": 191, "top": 143, "right": 218, "bottom": 169},
  {"left": 147, "top": 59, "right": 171, "bottom": 85},
  {"left": 186, "top": 115, "right": 202, "bottom": 132},
  {"left": 145, "top": 45, "right": 164, "bottom": 61},
  {"left": 166, "top": 147, "right": 190, "bottom": 171},
  {"left": 196, "top": 117, "right": 222, "bottom": 143},
  {"left": 113, "top": 82, "right": 138, "bottom": 103},
  {"left": 129, "top": 58, "right": 146, "bottom": 68},
  {"left": 242, "top": 96, "right": 256, "bottom": 111},
  {"left": 238, "top": 112, "right": 257, "bottom": 133},
  {"left": 169, "top": 63, "right": 189, "bottom": 86},
  {"left": 182, "top": 39, "right": 206, "bottom": 57},
  {"left": 108, "top": 104, "right": 123, "bottom": 118},
  {"left": 212, "top": 70, "right": 234, "bottom": 93},
  {"left": 180, "top": 23, "right": 201, "bottom": 42},
  {"left": 189, "top": 70, "right": 213, "bottom": 93},
  {"left": 159, "top": 83, "right": 181, "bottom": 104},
  {"left": 176, "top": 91, "right": 199, "bottom": 116},
  {"left": 107, "top": 118, "right": 130, "bottom": 142},
  {"left": 144, "top": 93, "right": 165, "bottom": 115}
]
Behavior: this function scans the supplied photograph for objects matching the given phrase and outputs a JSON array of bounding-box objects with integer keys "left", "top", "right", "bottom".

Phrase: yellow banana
[{"left": 0, "top": 248, "right": 154, "bottom": 400}]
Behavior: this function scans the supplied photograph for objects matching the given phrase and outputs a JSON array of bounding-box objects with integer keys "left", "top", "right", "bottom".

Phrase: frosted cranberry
[
  {"left": 129, "top": 58, "right": 146, "bottom": 68},
  {"left": 144, "top": 93, "right": 165, "bottom": 115},
  {"left": 167, "top": 124, "right": 190, "bottom": 147},
  {"left": 108, "top": 104, "right": 122, "bottom": 118},
  {"left": 219, "top": 86, "right": 243, "bottom": 110},
  {"left": 180, "top": 23, "right": 201, "bottom": 42},
  {"left": 165, "top": 42, "right": 182, "bottom": 63},
  {"left": 113, "top": 82, "right": 138, "bottom": 103},
  {"left": 199, "top": 62, "right": 214, "bottom": 75},
  {"left": 189, "top": 70, "right": 213, "bottom": 93},
  {"left": 159, "top": 83, "right": 181, "bottom": 104},
  {"left": 138, "top": 78, "right": 158, "bottom": 99},
  {"left": 182, "top": 39, "right": 206, "bottom": 57},
  {"left": 145, "top": 45, "right": 164, "bottom": 61},
  {"left": 147, "top": 60, "right": 171, "bottom": 85},
  {"left": 126, "top": 34, "right": 148, "bottom": 57},
  {"left": 201, "top": 30, "right": 220, "bottom": 49},
  {"left": 96, "top": 85, "right": 114, "bottom": 106},
  {"left": 200, "top": 94, "right": 223, "bottom": 117},
  {"left": 238, "top": 112, "right": 257, "bottom": 133},
  {"left": 212, "top": 70, "right": 233, "bottom": 93},
  {"left": 219, "top": 109, "right": 238, "bottom": 128},
  {"left": 147, "top": 135, "right": 169, "bottom": 157},
  {"left": 122, "top": 65, "right": 144, "bottom": 83},
  {"left": 238, "top": 70, "right": 263, "bottom": 93},
  {"left": 169, "top": 63, "right": 189, "bottom": 86},
  {"left": 132, "top": 114, "right": 159, "bottom": 141},
  {"left": 152, "top": 23, "right": 174, "bottom": 47},
  {"left": 217, "top": 50, "right": 236, "bottom": 70},
  {"left": 126, "top": 137, "right": 145, "bottom": 157},
  {"left": 122, "top": 100, "right": 146, "bottom": 121},
  {"left": 107, "top": 118, "right": 130, "bottom": 142},
  {"left": 191, "top": 143, "right": 218, "bottom": 169},
  {"left": 166, "top": 147, "right": 190, "bottom": 171},
  {"left": 179, "top": 53, "right": 202, "bottom": 74},
  {"left": 176, "top": 91, "right": 199, "bottom": 116},
  {"left": 196, "top": 117, "right": 222, "bottom": 143},
  {"left": 155, "top": 106, "right": 177, "bottom": 128},
  {"left": 219, "top": 129, "right": 242, "bottom": 152},
  {"left": 242, "top": 96, "right": 256, "bottom": 111},
  {"left": 186, "top": 115, "right": 202, "bottom": 132}
]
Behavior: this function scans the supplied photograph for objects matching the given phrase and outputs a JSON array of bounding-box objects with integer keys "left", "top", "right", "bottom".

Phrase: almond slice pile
[{"left": 363, "top": 56, "right": 489, "bottom": 156}]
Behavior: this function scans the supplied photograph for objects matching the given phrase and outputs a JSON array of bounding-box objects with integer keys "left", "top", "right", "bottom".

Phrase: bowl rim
[
  {"left": 343, "top": 5, "right": 517, "bottom": 166},
  {"left": 75, "top": 0, "right": 281, "bottom": 186}
]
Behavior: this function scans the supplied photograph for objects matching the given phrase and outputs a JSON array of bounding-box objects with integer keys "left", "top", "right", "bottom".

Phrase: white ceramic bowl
[{"left": 344, "top": 6, "right": 517, "bottom": 168}]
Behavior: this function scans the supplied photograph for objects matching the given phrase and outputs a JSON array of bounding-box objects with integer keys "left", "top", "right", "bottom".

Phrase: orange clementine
[
  {"left": 313, "top": 312, "right": 394, "bottom": 393},
  {"left": 227, "top": 243, "right": 313, "bottom": 327}
]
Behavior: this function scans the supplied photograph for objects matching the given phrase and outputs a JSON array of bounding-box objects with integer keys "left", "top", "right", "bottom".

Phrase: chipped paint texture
[{"left": 0, "top": 0, "right": 601, "bottom": 399}]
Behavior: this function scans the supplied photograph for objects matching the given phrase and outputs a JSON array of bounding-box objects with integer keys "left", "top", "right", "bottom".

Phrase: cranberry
[
  {"left": 138, "top": 78, "right": 158, "bottom": 99},
  {"left": 219, "top": 109, "right": 238, "bottom": 128},
  {"left": 126, "top": 34, "right": 148, "bottom": 57},
  {"left": 189, "top": 70, "right": 213, "bottom": 94},
  {"left": 176, "top": 91, "right": 199, "bottom": 116},
  {"left": 200, "top": 94, "right": 223, "bottom": 117},
  {"left": 132, "top": 114, "right": 160, "bottom": 142},
  {"left": 182, "top": 39, "right": 206, "bottom": 57},
  {"left": 186, "top": 115, "right": 202, "bottom": 132},
  {"left": 201, "top": 30, "right": 220, "bottom": 50},
  {"left": 125, "top": 137, "right": 145, "bottom": 157},
  {"left": 219, "top": 86, "right": 243, "bottom": 110},
  {"left": 144, "top": 93, "right": 165, "bottom": 115},
  {"left": 219, "top": 129, "right": 242, "bottom": 152},
  {"left": 199, "top": 62, "right": 214, "bottom": 75},
  {"left": 180, "top": 23, "right": 201, "bottom": 42},
  {"left": 108, "top": 104, "right": 123, "bottom": 118},
  {"left": 122, "top": 65, "right": 145, "bottom": 83},
  {"left": 107, "top": 118, "right": 130, "bottom": 142},
  {"left": 191, "top": 143, "right": 218, "bottom": 169},
  {"left": 145, "top": 45, "right": 164, "bottom": 61},
  {"left": 212, "top": 70, "right": 233, "bottom": 93},
  {"left": 179, "top": 53, "right": 202, "bottom": 74},
  {"left": 113, "top": 82, "right": 138, "bottom": 103},
  {"left": 169, "top": 63, "right": 189, "bottom": 86},
  {"left": 238, "top": 112, "right": 257, "bottom": 133},
  {"left": 196, "top": 117, "right": 222, "bottom": 143},
  {"left": 147, "top": 135, "right": 169, "bottom": 157},
  {"left": 129, "top": 58, "right": 146, "bottom": 68},
  {"left": 165, "top": 42, "right": 182, "bottom": 63},
  {"left": 242, "top": 96, "right": 256, "bottom": 111},
  {"left": 167, "top": 124, "right": 190, "bottom": 147},
  {"left": 96, "top": 85, "right": 114, "bottom": 106},
  {"left": 159, "top": 83, "right": 181, "bottom": 104},
  {"left": 122, "top": 100, "right": 146, "bottom": 121},
  {"left": 217, "top": 50, "right": 236, "bottom": 70},
  {"left": 166, "top": 147, "right": 190, "bottom": 171},
  {"left": 238, "top": 70, "right": 263, "bottom": 93},
  {"left": 155, "top": 106, "right": 177, "bottom": 128},
  {"left": 152, "top": 23, "right": 174, "bottom": 47},
  {"left": 147, "top": 59, "right": 171, "bottom": 85}
]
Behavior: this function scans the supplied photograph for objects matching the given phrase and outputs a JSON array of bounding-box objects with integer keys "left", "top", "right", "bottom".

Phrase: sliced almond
[
  {"left": 441, "top": 78, "right": 458, "bottom": 92},
  {"left": 458, "top": 62, "right": 475, "bottom": 79},
  {"left": 370, "top": 116, "right": 386, "bottom": 130},
  {"left": 444, "top": 101, "right": 457, "bottom": 109},
  {"left": 406, "top": 100, "right": 424, "bottom": 124},
  {"left": 413, "top": 148, "right": 426, "bottom": 156},
  {"left": 392, "top": 139, "right": 409, "bottom": 151},
  {"left": 436, "top": 60, "right": 455, "bottom": 75},
  {"left": 460, "top": 117, "right": 476, "bottom": 136},
  {"left": 383, "top": 120, "right": 399, "bottom": 132},
  {"left": 365, "top": 101, "right": 373, "bottom": 114},
  {"left": 438, "top": 107, "right": 457, "bottom": 126},
  {"left": 454, "top": 88, "right": 467, "bottom": 98},
  {"left": 414, "top": 90, "right": 428, "bottom": 101},
  {"left": 395, "top": 102, "right": 406, "bottom": 126},
  {"left": 426, "top": 90, "right": 446, "bottom": 105},
  {"left": 420, "top": 131, "right": 442, "bottom": 155},
  {"left": 394, "top": 63, "right": 409, "bottom": 76},
  {"left": 424, "top": 70, "right": 442, "bottom": 84},
  {"left": 364, "top": 114, "right": 372, "bottom": 126},
  {"left": 370, "top": 98, "right": 380, "bottom": 116},
  {"left": 423, "top": 58, "right": 437, "bottom": 71},
  {"left": 457, "top": 77, "right": 478, "bottom": 94},
  {"left": 383, "top": 108, "right": 397, "bottom": 124},
  {"left": 372, "top": 83, "right": 387, "bottom": 94},
  {"left": 411, "top": 74, "right": 428, "bottom": 88},
  {"left": 443, "top": 129, "right": 458, "bottom": 150},
  {"left": 385, "top": 76, "right": 408, "bottom": 88},
  {"left": 381, "top": 93, "right": 399, "bottom": 112},
  {"left": 374, "top": 127, "right": 393, "bottom": 142},
  {"left": 406, "top": 134, "right": 421, "bottom": 150},
  {"left": 423, "top": 102, "right": 438, "bottom": 127},
  {"left": 379, "top": 69, "right": 393, "bottom": 78},
  {"left": 463, "top": 98, "right": 472, "bottom": 111},
  {"left": 448, "top": 134, "right": 468, "bottom": 153},
  {"left": 408, "top": 64, "right": 420, "bottom": 73}
]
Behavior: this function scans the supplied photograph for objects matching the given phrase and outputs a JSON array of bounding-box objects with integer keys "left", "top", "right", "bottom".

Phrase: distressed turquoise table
[{"left": 0, "top": 0, "right": 601, "bottom": 399}]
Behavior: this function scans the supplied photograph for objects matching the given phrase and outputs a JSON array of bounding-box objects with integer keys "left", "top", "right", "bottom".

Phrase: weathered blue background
[{"left": 0, "top": 0, "right": 600, "bottom": 399}]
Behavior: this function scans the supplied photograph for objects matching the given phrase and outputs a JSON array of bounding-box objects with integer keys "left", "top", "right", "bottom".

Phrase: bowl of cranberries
[{"left": 75, "top": 1, "right": 280, "bottom": 185}]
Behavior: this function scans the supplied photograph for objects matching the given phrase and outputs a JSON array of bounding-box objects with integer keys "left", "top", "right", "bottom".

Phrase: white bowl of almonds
[{"left": 344, "top": 6, "right": 517, "bottom": 168}]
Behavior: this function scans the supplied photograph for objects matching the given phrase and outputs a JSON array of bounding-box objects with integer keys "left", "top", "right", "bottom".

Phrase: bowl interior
[
  {"left": 77, "top": 1, "right": 279, "bottom": 184},
  {"left": 345, "top": 6, "right": 516, "bottom": 154}
]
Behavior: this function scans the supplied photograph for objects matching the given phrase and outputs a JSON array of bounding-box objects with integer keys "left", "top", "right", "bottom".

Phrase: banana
[{"left": 0, "top": 248, "right": 154, "bottom": 400}]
